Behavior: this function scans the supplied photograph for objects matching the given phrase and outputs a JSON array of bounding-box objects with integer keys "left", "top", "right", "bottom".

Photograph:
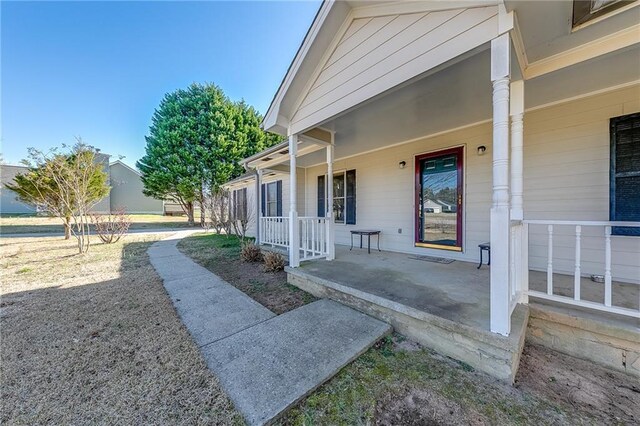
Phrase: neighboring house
[
  {"left": 92, "top": 153, "right": 112, "bottom": 214},
  {"left": 224, "top": 1, "right": 640, "bottom": 381},
  {"left": 0, "top": 165, "right": 38, "bottom": 214},
  {"left": 1, "top": 159, "right": 167, "bottom": 215},
  {"left": 423, "top": 199, "right": 442, "bottom": 214},
  {"left": 109, "top": 160, "right": 164, "bottom": 214}
]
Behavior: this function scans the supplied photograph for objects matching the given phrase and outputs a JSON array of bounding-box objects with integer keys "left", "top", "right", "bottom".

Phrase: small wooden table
[
  {"left": 477, "top": 242, "right": 490, "bottom": 269},
  {"left": 350, "top": 230, "right": 381, "bottom": 254}
]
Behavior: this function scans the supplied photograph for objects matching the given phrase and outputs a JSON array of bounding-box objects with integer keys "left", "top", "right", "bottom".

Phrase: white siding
[
  {"left": 524, "top": 85, "right": 640, "bottom": 283},
  {"left": 291, "top": 6, "right": 498, "bottom": 134},
  {"left": 305, "top": 123, "right": 492, "bottom": 263}
]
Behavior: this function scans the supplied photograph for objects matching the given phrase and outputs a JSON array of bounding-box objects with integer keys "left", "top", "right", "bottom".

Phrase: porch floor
[
  {"left": 297, "top": 245, "right": 638, "bottom": 333},
  {"left": 299, "top": 245, "right": 492, "bottom": 331}
]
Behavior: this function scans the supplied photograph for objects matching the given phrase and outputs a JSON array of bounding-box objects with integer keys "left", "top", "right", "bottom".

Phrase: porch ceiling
[{"left": 293, "top": 42, "right": 639, "bottom": 168}]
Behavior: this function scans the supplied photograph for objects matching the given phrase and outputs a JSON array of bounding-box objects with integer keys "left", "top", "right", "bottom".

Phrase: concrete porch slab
[
  {"left": 287, "top": 266, "right": 528, "bottom": 382},
  {"left": 201, "top": 299, "right": 392, "bottom": 425}
]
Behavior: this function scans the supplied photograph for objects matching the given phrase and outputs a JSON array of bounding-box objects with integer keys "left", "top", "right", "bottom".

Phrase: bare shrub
[
  {"left": 240, "top": 243, "right": 262, "bottom": 262},
  {"left": 263, "top": 251, "right": 285, "bottom": 272},
  {"left": 91, "top": 208, "right": 131, "bottom": 243}
]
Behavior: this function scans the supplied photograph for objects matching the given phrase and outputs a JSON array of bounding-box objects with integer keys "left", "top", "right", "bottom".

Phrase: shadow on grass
[{"left": 0, "top": 239, "right": 242, "bottom": 425}]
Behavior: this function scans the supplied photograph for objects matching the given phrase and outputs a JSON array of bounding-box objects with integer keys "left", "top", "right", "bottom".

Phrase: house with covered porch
[{"left": 224, "top": 0, "right": 640, "bottom": 381}]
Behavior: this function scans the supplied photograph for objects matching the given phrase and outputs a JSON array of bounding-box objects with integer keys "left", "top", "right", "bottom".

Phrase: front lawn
[
  {"left": 0, "top": 214, "right": 193, "bottom": 235},
  {"left": 0, "top": 234, "right": 241, "bottom": 424}
]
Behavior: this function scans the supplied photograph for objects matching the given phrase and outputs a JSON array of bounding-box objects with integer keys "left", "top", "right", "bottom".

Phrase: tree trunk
[
  {"left": 186, "top": 202, "right": 195, "bottom": 226},
  {"left": 64, "top": 216, "right": 71, "bottom": 240},
  {"left": 199, "top": 189, "right": 206, "bottom": 228}
]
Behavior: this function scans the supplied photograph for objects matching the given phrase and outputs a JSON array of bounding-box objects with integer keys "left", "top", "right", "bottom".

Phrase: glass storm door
[{"left": 415, "top": 147, "right": 463, "bottom": 251}]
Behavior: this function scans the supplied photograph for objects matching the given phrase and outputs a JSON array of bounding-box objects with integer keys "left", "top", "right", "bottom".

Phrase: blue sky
[{"left": 2, "top": 1, "right": 321, "bottom": 168}]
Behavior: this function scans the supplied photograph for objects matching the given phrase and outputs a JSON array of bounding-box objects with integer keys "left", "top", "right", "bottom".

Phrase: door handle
[{"left": 458, "top": 194, "right": 462, "bottom": 205}]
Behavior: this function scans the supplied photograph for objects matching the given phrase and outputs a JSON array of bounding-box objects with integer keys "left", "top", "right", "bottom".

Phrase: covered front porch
[{"left": 248, "top": 1, "right": 640, "bottom": 353}]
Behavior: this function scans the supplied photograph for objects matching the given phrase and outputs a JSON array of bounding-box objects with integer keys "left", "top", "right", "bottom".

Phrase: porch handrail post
[
  {"left": 289, "top": 134, "right": 300, "bottom": 267},
  {"left": 490, "top": 34, "right": 512, "bottom": 336},
  {"left": 256, "top": 169, "right": 263, "bottom": 245},
  {"left": 326, "top": 138, "right": 335, "bottom": 260}
]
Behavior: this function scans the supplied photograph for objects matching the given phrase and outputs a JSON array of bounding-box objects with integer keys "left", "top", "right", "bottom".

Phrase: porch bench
[{"left": 477, "top": 242, "right": 490, "bottom": 269}]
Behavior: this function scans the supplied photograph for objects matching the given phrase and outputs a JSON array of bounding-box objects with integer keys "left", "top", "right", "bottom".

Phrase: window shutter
[
  {"left": 611, "top": 113, "right": 640, "bottom": 236},
  {"left": 346, "top": 169, "right": 356, "bottom": 225},
  {"left": 242, "top": 188, "right": 248, "bottom": 221},
  {"left": 261, "top": 184, "right": 266, "bottom": 216},
  {"left": 317, "top": 175, "right": 325, "bottom": 217},
  {"left": 276, "top": 180, "right": 283, "bottom": 217}
]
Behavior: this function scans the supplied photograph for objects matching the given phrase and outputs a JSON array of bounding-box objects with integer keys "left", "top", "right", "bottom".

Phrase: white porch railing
[
  {"left": 509, "top": 220, "right": 528, "bottom": 315},
  {"left": 260, "top": 216, "right": 289, "bottom": 248},
  {"left": 299, "top": 216, "right": 328, "bottom": 261},
  {"left": 260, "top": 216, "right": 329, "bottom": 261},
  {"left": 521, "top": 220, "right": 640, "bottom": 318}
]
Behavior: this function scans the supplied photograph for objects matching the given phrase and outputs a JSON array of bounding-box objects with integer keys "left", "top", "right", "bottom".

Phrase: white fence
[
  {"left": 522, "top": 220, "right": 640, "bottom": 318},
  {"left": 260, "top": 217, "right": 289, "bottom": 248},
  {"left": 299, "top": 216, "right": 328, "bottom": 261}
]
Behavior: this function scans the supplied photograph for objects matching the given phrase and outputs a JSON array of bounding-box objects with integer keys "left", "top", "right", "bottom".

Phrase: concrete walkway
[{"left": 149, "top": 231, "right": 391, "bottom": 425}]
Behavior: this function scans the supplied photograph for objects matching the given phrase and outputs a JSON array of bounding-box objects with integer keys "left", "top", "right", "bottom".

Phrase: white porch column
[
  {"left": 256, "top": 169, "right": 263, "bottom": 245},
  {"left": 510, "top": 80, "right": 524, "bottom": 221},
  {"left": 510, "top": 80, "right": 528, "bottom": 305},
  {"left": 490, "top": 34, "right": 512, "bottom": 336},
  {"left": 326, "top": 139, "right": 335, "bottom": 260},
  {"left": 288, "top": 134, "right": 300, "bottom": 267}
]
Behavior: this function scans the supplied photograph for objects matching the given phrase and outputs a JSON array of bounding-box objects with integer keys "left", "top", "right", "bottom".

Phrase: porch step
[{"left": 286, "top": 266, "right": 528, "bottom": 382}]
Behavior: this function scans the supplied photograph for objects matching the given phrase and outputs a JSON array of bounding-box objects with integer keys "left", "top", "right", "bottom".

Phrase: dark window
[
  {"left": 261, "top": 180, "right": 282, "bottom": 217},
  {"left": 317, "top": 170, "right": 356, "bottom": 224},
  {"left": 232, "top": 188, "right": 247, "bottom": 221},
  {"left": 610, "top": 113, "right": 640, "bottom": 236},
  {"left": 317, "top": 175, "right": 325, "bottom": 217},
  {"left": 573, "top": 1, "right": 633, "bottom": 27}
]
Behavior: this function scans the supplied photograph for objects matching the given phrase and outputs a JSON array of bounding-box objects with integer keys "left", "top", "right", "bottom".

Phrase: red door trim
[{"left": 414, "top": 146, "right": 464, "bottom": 251}]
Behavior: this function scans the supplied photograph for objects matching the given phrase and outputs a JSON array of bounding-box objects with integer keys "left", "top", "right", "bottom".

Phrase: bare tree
[
  {"left": 230, "top": 191, "right": 254, "bottom": 241},
  {"left": 91, "top": 208, "right": 131, "bottom": 243},
  {"left": 207, "top": 188, "right": 230, "bottom": 234},
  {"left": 12, "top": 141, "right": 110, "bottom": 253}
]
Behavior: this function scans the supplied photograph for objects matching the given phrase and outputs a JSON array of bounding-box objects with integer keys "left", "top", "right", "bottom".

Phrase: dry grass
[
  {"left": 1, "top": 214, "right": 193, "bottom": 235},
  {"left": 0, "top": 234, "right": 242, "bottom": 425}
]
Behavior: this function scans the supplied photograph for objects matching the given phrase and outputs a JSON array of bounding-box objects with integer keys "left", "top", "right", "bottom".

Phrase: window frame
[
  {"left": 261, "top": 180, "right": 282, "bottom": 218},
  {"left": 609, "top": 112, "right": 640, "bottom": 236},
  {"left": 231, "top": 187, "right": 247, "bottom": 222},
  {"left": 318, "top": 169, "right": 356, "bottom": 225},
  {"left": 333, "top": 172, "right": 346, "bottom": 224}
]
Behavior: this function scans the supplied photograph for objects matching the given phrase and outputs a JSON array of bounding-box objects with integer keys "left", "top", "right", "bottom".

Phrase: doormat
[{"left": 409, "top": 255, "right": 455, "bottom": 264}]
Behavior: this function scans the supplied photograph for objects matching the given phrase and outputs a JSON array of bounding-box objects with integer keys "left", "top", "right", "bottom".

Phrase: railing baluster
[
  {"left": 574, "top": 225, "right": 581, "bottom": 301},
  {"left": 547, "top": 225, "right": 553, "bottom": 295},
  {"left": 605, "top": 225, "right": 612, "bottom": 307}
]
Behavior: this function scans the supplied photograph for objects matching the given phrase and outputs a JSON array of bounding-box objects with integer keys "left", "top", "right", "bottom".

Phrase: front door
[{"left": 415, "top": 147, "right": 463, "bottom": 251}]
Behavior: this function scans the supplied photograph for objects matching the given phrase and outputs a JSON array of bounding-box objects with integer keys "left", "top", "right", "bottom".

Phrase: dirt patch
[
  {"left": 1, "top": 235, "right": 242, "bottom": 425},
  {"left": 516, "top": 344, "right": 640, "bottom": 424},
  {"left": 281, "top": 333, "right": 639, "bottom": 425},
  {"left": 178, "top": 234, "right": 316, "bottom": 314},
  {"left": 375, "top": 387, "right": 487, "bottom": 426}
]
